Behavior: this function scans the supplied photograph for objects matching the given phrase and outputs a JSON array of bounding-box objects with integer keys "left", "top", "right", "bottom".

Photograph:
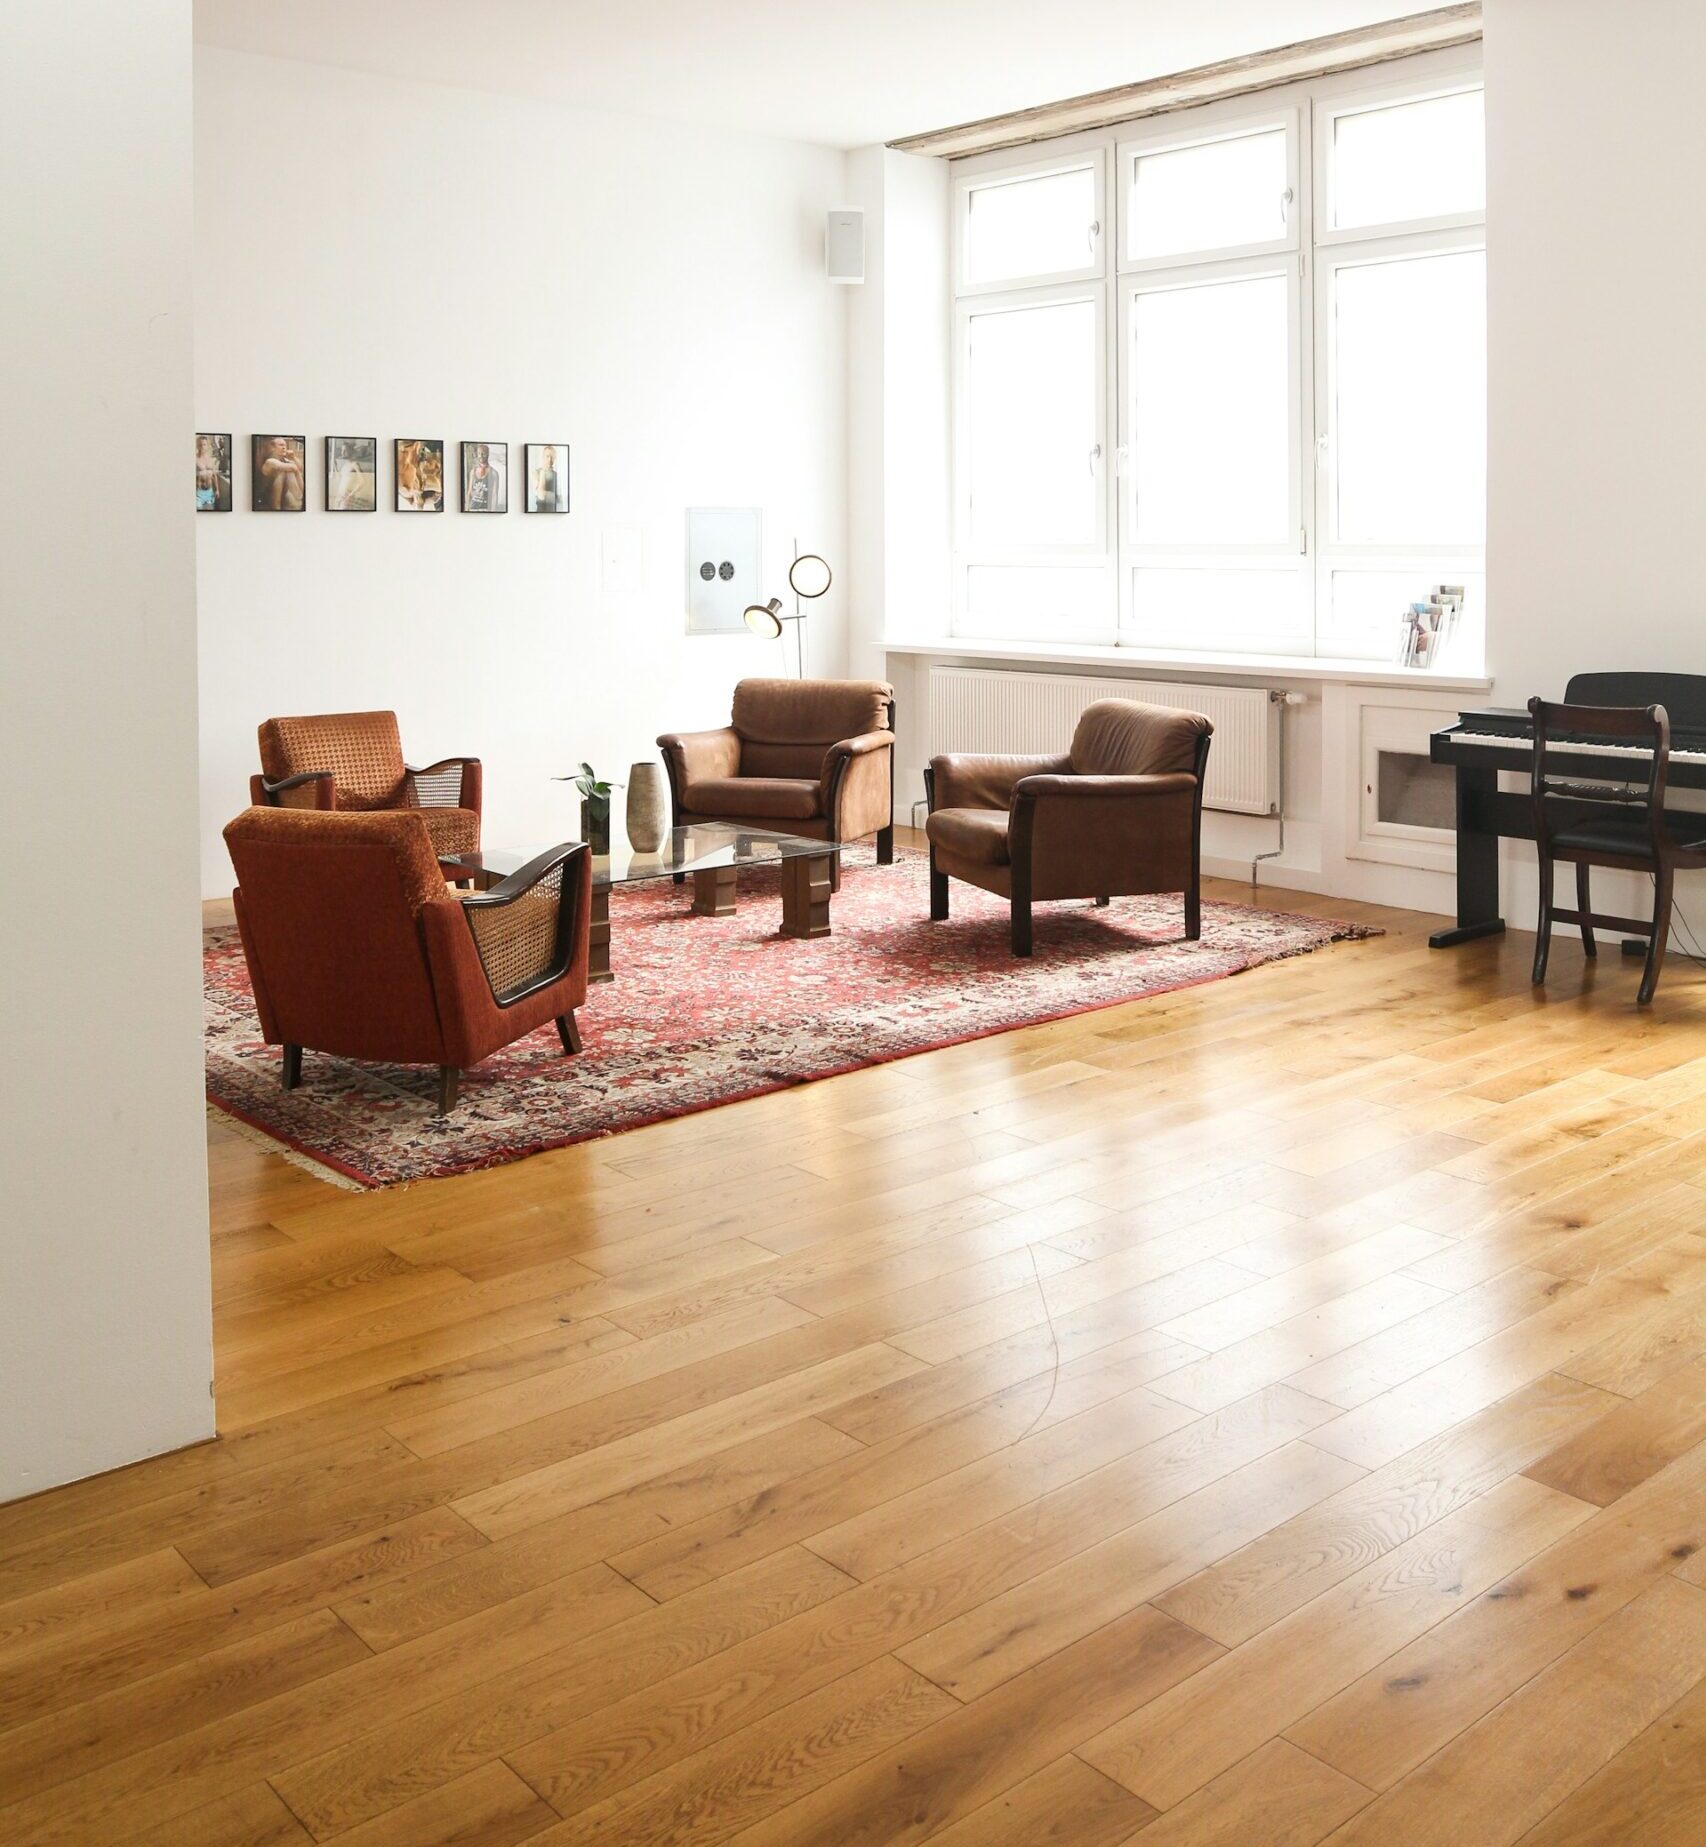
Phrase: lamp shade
[
  {"left": 742, "top": 596, "right": 785, "bottom": 639},
  {"left": 788, "top": 553, "right": 832, "bottom": 600}
]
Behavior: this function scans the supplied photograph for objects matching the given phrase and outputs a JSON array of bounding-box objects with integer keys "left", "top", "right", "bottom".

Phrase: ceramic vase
[{"left": 626, "top": 760, "right": 669, "bottom": 853}]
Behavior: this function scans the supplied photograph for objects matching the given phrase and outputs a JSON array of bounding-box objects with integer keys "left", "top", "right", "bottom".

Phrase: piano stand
[{"left": 1429, "top": 763, "right": 1507, "bottom": 950}]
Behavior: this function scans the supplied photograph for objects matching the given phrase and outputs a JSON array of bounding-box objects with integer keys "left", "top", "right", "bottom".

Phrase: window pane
[
  {"left": 1127, "top": 128, "right": 1288, "bottom": 261},
  {"left": 1127, "top": 565, "right": 1309, "bottom": 654},
  {"left": 1321, "top": 569, "right": 1485, "bottom": 662},
  {"left": 1132, "top": 273, "right": 1291, "bottom": 546},
  {"left": 963, "top": 565, "right": 1108, "bottom": 637},
  {"left": 967, "top": 298, "right": 1098, "bottom": 549},
  {"left": 1333, "top": 90, "right": 1484, "bottom": 230},
  {"left": 1332, "top": 249, "right": 1485, "bottom": 545},
  {"left": 965, "top": 166, "right": 1097, "bottom": 286}
]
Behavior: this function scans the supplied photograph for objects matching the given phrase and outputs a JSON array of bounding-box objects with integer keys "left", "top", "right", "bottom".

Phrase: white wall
[
  {"left": 195, "top": 48, "right": 850, "bottom": 895},
  {"left": 1, "top": 3, "right": 214, "bottom": 1501},
  {"left": 1484, "top": 0, "right": 1706, "bottom": 931}
]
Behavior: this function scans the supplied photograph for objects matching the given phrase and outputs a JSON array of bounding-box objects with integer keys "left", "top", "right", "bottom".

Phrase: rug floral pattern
[{"left": 204, "top": 846, "right": 1377, "bottom": 1187}]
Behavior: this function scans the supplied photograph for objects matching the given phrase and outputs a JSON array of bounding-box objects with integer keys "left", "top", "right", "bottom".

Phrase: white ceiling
[{"left": 192, "top": 1, "right": 1424, "bottom": 150}]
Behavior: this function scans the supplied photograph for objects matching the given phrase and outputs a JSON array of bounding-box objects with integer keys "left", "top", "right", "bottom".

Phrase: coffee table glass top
[{"left": 442, "top": 822, "right": 841, "bottom": 890}]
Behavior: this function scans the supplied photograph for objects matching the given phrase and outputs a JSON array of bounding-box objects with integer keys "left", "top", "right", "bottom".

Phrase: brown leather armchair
[
  {"left": 224, "top": 807, "right": 590, "bottom": 1114},
  {"left": 925, "top": 699, "right": 1213, "bottom": 956},
  {"left": 250, "top": 710, "right": 482, "bottom": 858},
  {"left": 658, "top": 678, "right": 895, "bottom": 864}
]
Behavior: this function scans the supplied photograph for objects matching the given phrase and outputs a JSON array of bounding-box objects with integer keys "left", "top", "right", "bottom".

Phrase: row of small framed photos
[{"left": 195, "top": 434, "right": 569, "bottom": 515}]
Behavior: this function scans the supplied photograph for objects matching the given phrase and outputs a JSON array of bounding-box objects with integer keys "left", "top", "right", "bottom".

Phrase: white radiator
[{"left": 927, "top": 667, "right": 1281, "bottom": 815}]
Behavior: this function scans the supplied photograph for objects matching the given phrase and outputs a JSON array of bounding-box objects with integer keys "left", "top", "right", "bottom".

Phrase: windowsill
[{"left": 880, "top": 635, "right": 1492, "bottom": 693}]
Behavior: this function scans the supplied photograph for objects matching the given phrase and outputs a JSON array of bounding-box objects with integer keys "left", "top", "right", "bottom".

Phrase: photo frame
[
  {"left": 326, "top": 436, "right": 377, "bottom": 513},
  {"left": 525, "top": 443, "right": 569, "bottom": 514},
  {"left": 461, "top": 441, "right": 509, "bottom": 514},
  {"left": 395, "top": 438, "right": 445, "bottom": 513},
  {"left": 195, "top": 433, "right": 232, "bottom": 512},
  {"left": 685, "top": 507, "right": 762, "bottom": 633},
  {"left": 251, "top": 434, "right": 306, "bottom": 512}
]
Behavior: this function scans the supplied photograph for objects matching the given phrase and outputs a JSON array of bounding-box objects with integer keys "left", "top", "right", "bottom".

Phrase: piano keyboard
[{"left": 1451, "top": 730, "right": 1706, "bottom": 766}]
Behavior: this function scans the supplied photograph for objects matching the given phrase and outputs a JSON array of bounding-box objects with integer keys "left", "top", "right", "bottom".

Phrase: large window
[{"left": 952, "top": 53, "right": 1486, "bottom": 664}]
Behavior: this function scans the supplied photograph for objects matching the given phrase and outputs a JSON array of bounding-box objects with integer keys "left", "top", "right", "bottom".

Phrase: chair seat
[
  {"left": 416, "top": 807, "right": 481, "bottom": 856},
  {"left": 1551, "top": 813, "right": 1706, "bottom": 860},
  {"left": 926, "top": 806, "right": 1010, "bottom": 866},
  {"left": 685, "top": 776, "right": 823, "bottom": 821}
]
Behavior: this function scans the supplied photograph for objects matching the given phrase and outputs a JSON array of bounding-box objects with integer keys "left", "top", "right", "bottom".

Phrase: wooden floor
[{"left": 7, "top": 861, "right": 1706, "bottom": 1845}]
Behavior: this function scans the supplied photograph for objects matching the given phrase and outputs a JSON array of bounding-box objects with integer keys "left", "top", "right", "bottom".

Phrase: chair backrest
[
  {"left": 1528, "top": 696, "right": 1670, "bottom": 855},
  {"left": 258, "top": 711, "right": 408, "bottom": 809},
  {"left": 1070, "top": 700, "right": 1213, "bottom": 777},
  {"left": 732, "top": 678, "right": 893, "bottom": 779},
  {"left": 223, "top": 807, "right": 448, "bottom": 1052}
]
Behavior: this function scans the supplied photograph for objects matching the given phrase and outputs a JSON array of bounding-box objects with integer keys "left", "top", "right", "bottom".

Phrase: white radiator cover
[{"left": 927, "top": 667, "right": 1281, "bottom": 816}]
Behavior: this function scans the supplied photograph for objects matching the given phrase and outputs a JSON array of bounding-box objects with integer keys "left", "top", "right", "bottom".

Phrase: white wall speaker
[{"left": 826, "top": 209, "right": 864, "bottom": 284}]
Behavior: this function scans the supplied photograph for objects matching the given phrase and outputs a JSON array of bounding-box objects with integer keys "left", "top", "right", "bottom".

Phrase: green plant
[{"left": 554, "top": 762, "right": 620, "bottom": 809}]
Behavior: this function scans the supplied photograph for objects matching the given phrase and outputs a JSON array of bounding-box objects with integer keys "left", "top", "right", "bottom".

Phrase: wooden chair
[{"left": 1529, "top": 695, "right": 1706, "bottom": 1005}]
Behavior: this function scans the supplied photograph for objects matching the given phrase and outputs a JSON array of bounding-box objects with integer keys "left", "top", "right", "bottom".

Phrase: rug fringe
[{"left": 205, "top": 1103, "right": 365, "bottom": 1192}]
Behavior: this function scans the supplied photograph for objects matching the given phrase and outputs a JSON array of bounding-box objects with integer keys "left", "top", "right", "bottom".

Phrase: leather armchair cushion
[
  {"left": 1071, "top": 700, "right": 1212, "bottom": 777},
  {"left": 685, "top": 775, "right": 823, "bottom": 821},
  {"left": 732, "top": 677, "right": 893, "bottom": 745},
  {"left": 926, "top": 806, "right": 1010, "bottom": 866}
]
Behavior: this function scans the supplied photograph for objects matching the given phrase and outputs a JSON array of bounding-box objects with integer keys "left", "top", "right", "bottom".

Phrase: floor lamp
[{"left": 743, "top": 547, "right": 831, "bottom": 678}]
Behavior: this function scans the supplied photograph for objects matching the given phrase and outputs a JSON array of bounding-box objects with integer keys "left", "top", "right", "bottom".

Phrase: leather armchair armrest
[
  {"left": 1013, "top": 772, "right": 1198, "bottom": 804},
  {"left": 823, "top": 729, "right": 895, "bottom": 770},
  {"left": 408, "top": 756, "right": 482, "bottom": 813},
  {"left": 256, "top": 769, "right": 335, "bottom": 810},
  {"left": 929, "top": 752, "right": 1071, "bottom": 811},
  {"left": 657, "top": 727, "right": 741, "bottom": 819}
]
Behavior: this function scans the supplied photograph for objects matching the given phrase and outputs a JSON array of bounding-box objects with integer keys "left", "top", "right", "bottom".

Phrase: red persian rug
[{"left": 204, "top": 846, "right": 1377, "bottom": 1187}]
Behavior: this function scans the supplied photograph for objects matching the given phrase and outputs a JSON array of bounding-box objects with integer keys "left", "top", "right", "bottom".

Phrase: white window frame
[
  {"left": 1115, "top": 102, "right": 1301, "bottom": 275},
  {"left": 947, "top": 44, "right": 1484, "bottom": 665},
  {"left": 952, "top": 278, "right": 1114, "bottom": 643},
  {"left": 1313, "top": 68, "right": 1487, "bottom": 248},
  {"left": 953, "top": 146, "right": 1108, "bottom": 297}
]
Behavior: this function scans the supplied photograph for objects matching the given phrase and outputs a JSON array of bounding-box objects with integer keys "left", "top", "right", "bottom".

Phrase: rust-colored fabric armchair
[
  {"left": 224, "top": 808, "right": 590, "bottom": 1114},
  {"left": 658, "top": 678, "right": 896, "bottom": 863},
  {"left": 250, "top": 711, "right": 482, "bottom": 858},
  {"left": 925, "top": 699, "right": 1214, "bottom": 957}
]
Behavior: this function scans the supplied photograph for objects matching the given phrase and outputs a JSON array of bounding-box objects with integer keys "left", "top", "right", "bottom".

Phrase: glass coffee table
[{"left": 441, "top": 823, "right": 841, "bottom": 983}]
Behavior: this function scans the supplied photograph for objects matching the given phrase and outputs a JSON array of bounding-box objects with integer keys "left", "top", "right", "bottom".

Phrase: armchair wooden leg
[
  {"left": 281, "top": 1044, "right": 302, "bottom": 1091},
  {"left": 1640, "top": 868, "right": 1673, "bottom": 1005},
  {"left": 1184, "top": 887, "right": 1202, "bottom": 941},
  {"left": 876, "top": 825, "right": 895, "bottom": 865},
  {"left": 1094, "top": 896, "right": 1110, "bottom": 908},
  {"left": 1011, "top": 897, "right": 1033, "bottom": 957},
  {"left": 436, "top": 1066, "right": 461, "bottom": 1115},
  {"left": 930, "top": 855, "right": 949, "bottom": 921},
  {"left": 1533, "top": 856, "right": 1555, "bottom": 985},
  {"left": 1576, "top": 863, "right": 1597, "bottom": 956},
  {"left": 557, "top": 1012, "right": 582, "bottom": 1055}
]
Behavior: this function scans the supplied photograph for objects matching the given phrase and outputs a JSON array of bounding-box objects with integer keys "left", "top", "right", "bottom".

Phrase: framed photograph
[
  {"left": 685, "top": 507, "right": 762, "bottom": 633},
  {"left": 395, "top": 438, "right": 445, "bottom": 513},
  {"left": 251, "top": 434, "right": 306, "bottom": 512},
  {"left": 525, "top": 442, "right": 569, "bottom": 514},
  {"left": 325, "top": 436, "right": 377, "bottom": 513},
  {"left": 460, "top": 440, "right": 508, "bottom": 514},
  {"left": 195, "top": 433, "right": 233, "bottom": 512}
]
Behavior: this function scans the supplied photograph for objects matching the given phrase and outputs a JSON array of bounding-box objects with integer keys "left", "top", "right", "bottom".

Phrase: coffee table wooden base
[
  {"left": 692, "top": 865, "right": 738, "bottom": 918},
  {"left": 589, "top": 888, "right": 612, "bottom": 983},
  {"left": 780, "top": 853, "right": 835, "bottom": 939}
]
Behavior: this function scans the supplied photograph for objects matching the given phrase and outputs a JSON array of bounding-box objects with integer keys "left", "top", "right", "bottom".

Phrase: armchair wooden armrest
[
  {"left": 456, "top": 841, "right": 589, "bottom": 1007},
  {"left": 407, "top": 756, "right": 482, "bottom": 814},
  {"left": 252, "top": 769, "right": 335, "bottom": 810}
]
